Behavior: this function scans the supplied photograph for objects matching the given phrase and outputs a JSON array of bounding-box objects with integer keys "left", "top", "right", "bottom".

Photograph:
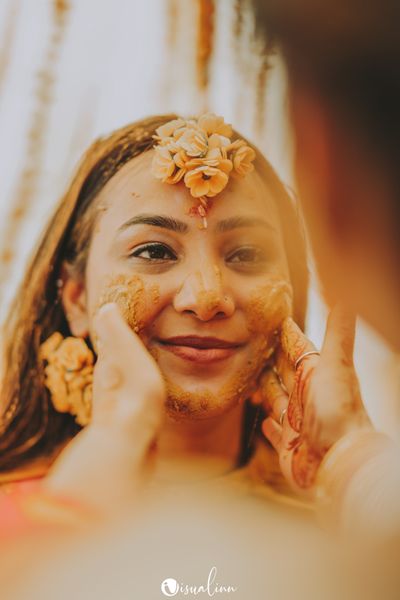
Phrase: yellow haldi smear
[
  {"left": 163, "top": 336, "right": 272, "bottom": 421},
  {"left": 96, "top": 274, "right": 159, "bottom": 333},
  {"left": 246, "top": 277, "right": 293, "bottom": 335}
]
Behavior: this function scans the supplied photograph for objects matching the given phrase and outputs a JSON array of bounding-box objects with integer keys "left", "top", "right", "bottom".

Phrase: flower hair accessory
[
  {"left": 151, "top": 113, "right": 256, "bottom": 227},
  {"left": 40, "top": 332, "right": 94, "bottom": 426}
]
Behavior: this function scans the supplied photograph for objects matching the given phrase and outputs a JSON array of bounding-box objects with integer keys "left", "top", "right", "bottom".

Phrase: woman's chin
[{"left": 162, "top": 371, "right": 251, "bottom": 421}]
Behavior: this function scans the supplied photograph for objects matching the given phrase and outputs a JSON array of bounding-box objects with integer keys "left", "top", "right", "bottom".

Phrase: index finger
[{"left": 280, "top": 317, "right": 317, "bottom": 369}]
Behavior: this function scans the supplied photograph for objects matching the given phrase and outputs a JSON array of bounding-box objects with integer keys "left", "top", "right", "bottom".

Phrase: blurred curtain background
[{"left": 0, "top": 0, "right": 398, "bottom": 433}]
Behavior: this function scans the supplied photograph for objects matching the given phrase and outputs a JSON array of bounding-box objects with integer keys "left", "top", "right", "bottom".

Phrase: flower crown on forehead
[{"left": 151, "top": 113, "right": 256, "bottom": 227}]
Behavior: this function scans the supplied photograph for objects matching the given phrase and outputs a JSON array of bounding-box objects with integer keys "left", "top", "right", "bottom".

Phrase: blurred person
[{"left": 251, "top": 0, "right": 400, "bottom": 535}]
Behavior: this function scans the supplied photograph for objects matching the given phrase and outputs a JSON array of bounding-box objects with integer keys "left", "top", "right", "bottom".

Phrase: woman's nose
[{"left": 173, "top": 268, "right": 235, "bottom": 321}]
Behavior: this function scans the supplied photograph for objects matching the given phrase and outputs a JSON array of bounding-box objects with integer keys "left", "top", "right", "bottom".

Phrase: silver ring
[
  {"left": 294, "top": 350, "right": 320, "bottom": 371},
  {"left": 279, "top": 408, "right": 287, "bottom": 426}
]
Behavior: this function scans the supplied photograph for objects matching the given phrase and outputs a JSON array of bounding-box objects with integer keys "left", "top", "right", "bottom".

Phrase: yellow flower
[
  {"left": 186, "top": 148, "right": 233, "bottom": 174},
  {"left": 177, "top": 127, "right": 208, "bottom": 157},
  {"left": 174, "top": 149, "right": 189, "bottom": 169},
  {"left": 165, "top": 168, "right": 186, "bottom": 184},
  {"left": 198, "top": 113, "right": 233, "bottom": 137},
  {"left": 204, "top": 147, "right": 233, "bottom": 173},
  {"left": 155, "top": 118, "right": 186, "bottom": 140},
  {"left": 208, "top": 133, "right": 231, "bottom": 150},
  {"left": 44, "top": 363, "right": 69, "bottom": 411},
  {"left": 232, "top": 144, "right": 256, "bottom": 177},
  {"left": 163, "top": 150, "right": 189, "bottom": 184},
  {"left": 151, "top": 146, "right": 176, "bottom": 181},
  {"left": 39, "top": 331, "right": 63, "bottom": 361},
  {"left": 184, "top": 166, "right": 229, "bottom": 198},
  {"left": 56, "top": 337, "right": 94, "bottom": 371}
]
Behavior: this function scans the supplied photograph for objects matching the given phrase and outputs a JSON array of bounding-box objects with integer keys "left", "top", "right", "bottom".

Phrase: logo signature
[{"left": 161, "top": 567, "right": 238, "bottom": 596}]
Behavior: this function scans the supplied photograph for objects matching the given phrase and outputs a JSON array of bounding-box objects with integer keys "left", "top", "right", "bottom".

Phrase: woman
[{"left": 0, "top": 112, "right": 311, "bottom": 529}]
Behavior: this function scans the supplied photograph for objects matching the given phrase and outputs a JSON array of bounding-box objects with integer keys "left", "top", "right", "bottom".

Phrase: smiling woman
[{"left": 0, "top": 114, "right": 308, "bottom": 523}]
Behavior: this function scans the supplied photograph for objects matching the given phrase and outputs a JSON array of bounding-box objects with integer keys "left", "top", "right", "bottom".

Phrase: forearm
[
  {"left": 315, "top": 430, "right": 400, "bottom": 536},
  {"left": 43, "top": 425, "right": 152, "bottom": 515}
]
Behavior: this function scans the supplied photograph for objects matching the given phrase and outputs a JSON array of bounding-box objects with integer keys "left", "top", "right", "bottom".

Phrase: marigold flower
[{"left": 56, "top": 337, "right": 94, "bottom": 371}]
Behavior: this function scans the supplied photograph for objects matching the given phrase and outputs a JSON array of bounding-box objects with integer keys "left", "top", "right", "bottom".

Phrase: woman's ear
[{"left": 60, "top": 262, "right": 90, "bottom": 337}]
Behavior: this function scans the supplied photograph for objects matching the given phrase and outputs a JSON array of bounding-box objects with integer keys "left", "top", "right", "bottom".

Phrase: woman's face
[{"left": 74, "top": 150, "right": 292, "bottom": 419}]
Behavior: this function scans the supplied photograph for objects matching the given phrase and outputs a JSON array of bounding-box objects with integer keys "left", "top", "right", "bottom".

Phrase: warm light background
[{"left": 0, "top": 0, "right": 398, "bottom": 433}]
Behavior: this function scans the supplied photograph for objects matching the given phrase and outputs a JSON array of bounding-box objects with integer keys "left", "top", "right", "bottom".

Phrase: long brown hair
[{"left": 0, "top": 114, "right": 308, "bottom": 473}]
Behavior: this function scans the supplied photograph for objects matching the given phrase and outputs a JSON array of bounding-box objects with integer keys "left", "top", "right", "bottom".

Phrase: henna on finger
[
  {"left": 259, "top": 369, "right": 289, "bottom": 421},
  {"left": 291, "top": 440, "right": 323, "bottom": 489},
  {"left": 280, "top": 317, "right": 316, "bottom": 368}
]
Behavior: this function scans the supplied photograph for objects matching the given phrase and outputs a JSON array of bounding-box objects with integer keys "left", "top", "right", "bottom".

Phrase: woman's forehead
[{"left": 97, "top": 149, "right": 280, "bottom": 225}]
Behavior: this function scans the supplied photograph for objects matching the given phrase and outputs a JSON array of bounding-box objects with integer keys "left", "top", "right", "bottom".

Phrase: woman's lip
[
  {"left": 157, "top": 336, "right": 244, "bottom": 363},
  {"left": 159, "top": 336, "right": 242, "bottom": 349},
  {"left": 159, "top": 344, "right": 238, "bottom": 363}
]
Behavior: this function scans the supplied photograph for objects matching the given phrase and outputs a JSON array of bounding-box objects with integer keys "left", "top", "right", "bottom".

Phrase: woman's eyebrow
[
  {"left": 215, "top": 216, "right": 277, "bottom": 233},
  {"left": 117, "top": 214, "right": 189, "bottom": 234}
]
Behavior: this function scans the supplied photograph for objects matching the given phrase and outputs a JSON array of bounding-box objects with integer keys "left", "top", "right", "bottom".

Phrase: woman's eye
[
  {"left": 129, "top": 243, "right": 177, "bottom": 262},
  {"left": 227, "top": 246, "right": 266, "bottom": 264}
]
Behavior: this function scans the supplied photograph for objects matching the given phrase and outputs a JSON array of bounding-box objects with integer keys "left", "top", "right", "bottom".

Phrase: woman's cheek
[
  {"left": 94, "top": 273, "right": 161, "bottom": 336},
  {"left": 245, "top": 276, "right": 293, "bottom": 342}
]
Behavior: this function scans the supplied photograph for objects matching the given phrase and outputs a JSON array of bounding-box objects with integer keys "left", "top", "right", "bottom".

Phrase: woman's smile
[{"left": 156, "top": 335, "right": 246, "bottom": 363}]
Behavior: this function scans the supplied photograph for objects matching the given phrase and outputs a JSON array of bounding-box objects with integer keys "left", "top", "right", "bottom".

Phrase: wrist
[{"left": 44, "top": 424, "right": 155, "bottom": 514}]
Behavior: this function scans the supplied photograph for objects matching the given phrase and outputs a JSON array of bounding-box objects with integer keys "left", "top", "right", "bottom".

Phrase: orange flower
[
  {"left": 186, "top": 148, "right": 233, "bottom": 174},
  {"left": 184, "top": 166, "right": 229, "bottom": 198},
  {"left": 56, "top": 337, "right": 94, "bottom": 371},
  {"left": 41, "top": 333, "right": 94, "bottom": 426},
  {"left": 198, "top": 113, "right": 233, "bottom": 137},
  {"left": 232, "top": 144, "right": 256, "bottom": 177},
  {"left": 177, "top": 127, "right": 208, "bottom": 157},
  {"left": 39, "top": 331, "right": 63, "bottom": 361},
  {"left": 208, "top": 133, "right": 231, "bottom": 150},
  {"left": 155, "top": 118, "right": 186, "bottom": 140},
  {"left": 151, "top": 146, "right": 176, "bottom": 181}
]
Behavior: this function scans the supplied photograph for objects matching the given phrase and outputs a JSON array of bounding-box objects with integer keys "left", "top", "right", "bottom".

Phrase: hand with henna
[{"left": 259, "top": 306, "right": 372, "bottom": 493}]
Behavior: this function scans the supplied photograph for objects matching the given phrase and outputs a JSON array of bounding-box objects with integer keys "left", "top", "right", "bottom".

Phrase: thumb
[
  {"left": 94, "top": 301, "right": 165, "bottom": 397},
  {"left": 321, "top": 305, "right": 356, "bottom": 365},
  {"left": 94, "top": 302, "right": 140, "bottom": 359}
]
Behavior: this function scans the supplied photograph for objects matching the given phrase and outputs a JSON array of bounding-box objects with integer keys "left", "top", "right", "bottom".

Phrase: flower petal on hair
[
  {"left": 208, "top": 133, "right": 231, "bottom": 149},
  {"left": 151, "top": 146, "right": 176, "bottom": 181},
  {"left": 232, "top": 145, "right": 256, "bottom": 177},
  {"left": 155, "top": 118, "right": 186, "bottom": 139},
  {"left": 165, "top": 168, "right": 186, "bottom": 184},
  {"left": 177, "top": 128, "right": 208, "bottom": 157},
  {"left": 198, "top": 113, "right": 233, "bottom": 137}
]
